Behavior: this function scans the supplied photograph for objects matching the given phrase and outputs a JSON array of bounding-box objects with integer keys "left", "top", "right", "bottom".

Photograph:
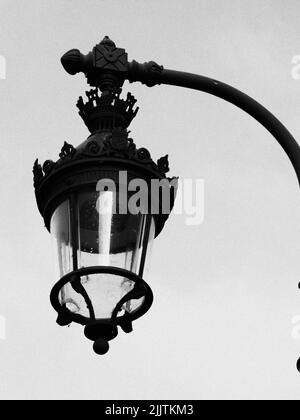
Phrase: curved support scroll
[
  {"left": 71, "top": 274, "right": 96, "bottom": 321},
  {"left": 111, "top": 282, "right": 148, "bottom": 322},
  {"left": 159, "top": 69, "right": 300, "bottom": 186}
]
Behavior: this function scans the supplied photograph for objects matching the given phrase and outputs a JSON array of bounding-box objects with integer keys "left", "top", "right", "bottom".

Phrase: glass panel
[
  {"left": 75, "top": 189, "right": 155, "bottom": 319},
  {"left": 50, "top": 200, "right": 73, "bottom": 307},
  {"left": 77, "top": 190, "right": 153, "bottom": 271},
  {"left": 50, "top": 200, "right": 72, "bottom": 278}
]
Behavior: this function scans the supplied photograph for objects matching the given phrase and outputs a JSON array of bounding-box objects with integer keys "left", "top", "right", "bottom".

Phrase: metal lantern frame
[
  {"left": 33, "top": 90, "right": 177, "bottom": 350},
  {"left": 34, "top": 36, "right": 300, "bottom": 359}
]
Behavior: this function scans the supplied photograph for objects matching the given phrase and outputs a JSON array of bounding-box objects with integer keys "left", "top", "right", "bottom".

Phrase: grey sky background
[{"left": 0, "top": 0, "right": 299, "bottom": 400}]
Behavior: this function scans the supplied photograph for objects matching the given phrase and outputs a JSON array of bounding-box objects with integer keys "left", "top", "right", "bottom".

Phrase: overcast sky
[{"left": 0, "top": 0, "right": 299, "bottom": 400}]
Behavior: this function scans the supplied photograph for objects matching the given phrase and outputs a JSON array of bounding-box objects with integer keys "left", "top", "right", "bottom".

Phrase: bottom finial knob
[{"left": 93, "top": 337, "right": 109, "bottom": 355}]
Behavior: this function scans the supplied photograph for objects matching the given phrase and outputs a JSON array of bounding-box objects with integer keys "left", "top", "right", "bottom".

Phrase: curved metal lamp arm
[{"left": 158, "top": 69, "right": 300, "bottom": 187}]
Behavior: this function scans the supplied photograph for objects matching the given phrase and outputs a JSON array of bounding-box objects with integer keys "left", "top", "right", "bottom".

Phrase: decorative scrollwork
[
  {"left": 34, "top": 131, "right": 171, "bottom": 192},
  {"left": 43, "top": 160, "right": 55, "bottom": 176},
  {"left": 137, "top": 148, "right": 151, "bottom": 161},
  {"left": 86, "top": 141, "right": 101, "bottom": 155}
]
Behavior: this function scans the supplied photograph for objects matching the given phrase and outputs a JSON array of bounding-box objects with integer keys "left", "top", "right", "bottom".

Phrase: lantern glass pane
[{"left": 51, "top": 200, "right": 72, "bottom": 278}]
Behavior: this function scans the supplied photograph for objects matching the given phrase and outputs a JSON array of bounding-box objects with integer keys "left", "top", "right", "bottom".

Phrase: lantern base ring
[{"left": 50, "top": 266, "right": 154, "bottom": 328}]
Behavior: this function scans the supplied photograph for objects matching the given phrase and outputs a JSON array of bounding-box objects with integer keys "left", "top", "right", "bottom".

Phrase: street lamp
[
  {"left": 33, "top": 36, "right": 300, "bottom": 360},
  {"left": 33, "top": 37, "right": 177, "bottom": 355}
]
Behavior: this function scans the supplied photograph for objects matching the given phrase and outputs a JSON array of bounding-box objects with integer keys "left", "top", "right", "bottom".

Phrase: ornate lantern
[
  {"left": 33, "top": 34, "right": 300, "bottom": 370},
  {"left": 33, "top": 37, "right": 177, "bottom": 354}
]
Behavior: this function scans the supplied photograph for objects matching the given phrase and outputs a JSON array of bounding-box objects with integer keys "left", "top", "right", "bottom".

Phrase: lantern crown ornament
[
  {"left": 33, "top": 36, "right": 177, "bottom": 355},
  {"left": 77, "top": 89, "right": 138, "bottom": 133}
]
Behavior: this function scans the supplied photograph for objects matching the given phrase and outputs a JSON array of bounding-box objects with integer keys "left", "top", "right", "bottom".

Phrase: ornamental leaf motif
[
  {"left": 33, "top": 159, "right": 44, "bottom": 187},
  {"left": 157, "top": 155, "right": 170, "bottom": 173},
  {"left": 59, "top": 141, "right": 76, "bottom": 159}
]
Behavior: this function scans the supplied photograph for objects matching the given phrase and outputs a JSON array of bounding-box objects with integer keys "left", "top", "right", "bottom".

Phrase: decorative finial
[{"left": 100, "top": 36, "right": 116, "bottom": 48}]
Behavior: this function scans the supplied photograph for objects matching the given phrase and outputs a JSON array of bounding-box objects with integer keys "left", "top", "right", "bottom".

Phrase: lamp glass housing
[{"left": 50, "top": 189, "right": 155, "bottom": 320}]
